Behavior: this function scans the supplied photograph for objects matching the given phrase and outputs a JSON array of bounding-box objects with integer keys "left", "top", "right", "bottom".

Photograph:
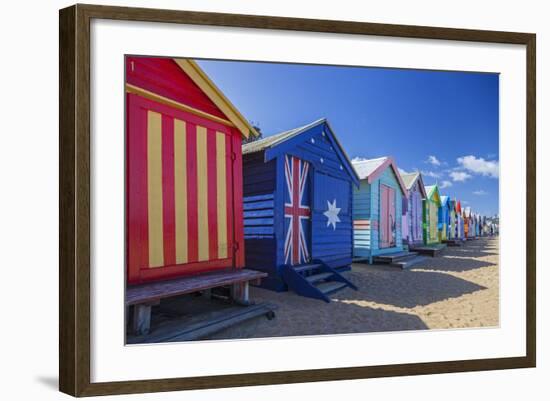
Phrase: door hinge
[
  {"left": 233, "top": 242, "right": 240, "bottom": 252},
  {"left": 231, "top": 152, "right": 237, "bottom": 161}
]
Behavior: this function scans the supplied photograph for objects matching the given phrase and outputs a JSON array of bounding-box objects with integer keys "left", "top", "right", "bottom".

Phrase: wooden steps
[
  {"left": 306, "top": 272, "right": 334, "bottom": 284},
  {"left": 281, "top": 260, "right": 357, "bottom": 302},
  {"left": 373, "top": 251, "right": 427, "bottom": 269},
  {"left": 409, "top": 243, "right": 447, "bottom": 257},
  {"left": 443, "top": 239, "right": 463, "bottom": 247},
  {"left": 373, "top": 251, "right": 418, "bottom": 264},
  {"left": 390, "top": 256, "right": 428, "bottom": 269},
  {"left": 293, "top": 263, "right": 323, "bottom": 273},
  {"left": 316, "top": 281, "right": 348, "bottom": 295}
]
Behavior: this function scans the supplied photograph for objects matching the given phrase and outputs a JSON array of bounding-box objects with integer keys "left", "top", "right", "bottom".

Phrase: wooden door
[
  {"left": 429, "top": 202, "right": 438, "bottom": 242},
  {"left": 412, "top": 192, "right": 422, "bottom": 242},
  {"left": 380, "top": 184, "right": 395, "bottom": 248},
  {"left": 388, "top": 187, "right": 396, "bottom": 246},
  {"left": 401, "top": 213, "right": 408, "bottom": 243},
  {"left": 283, "top": 155, "right": 311, "bottom": 266},
  {"left": 449, "top": 210, "right": 456, "bottom": 239},
  {"left": 411, "top": 196, "right": 416, "bottom": 241},
  {"left": 441, "top": 208, "right": 448, "bottom": 241},
  {"left": 126, "top": 93, "right": 235, "bottom": 284}
]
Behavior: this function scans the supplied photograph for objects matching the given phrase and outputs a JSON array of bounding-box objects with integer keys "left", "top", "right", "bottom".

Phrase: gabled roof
[
  {"left": 440, "top": 195, "right": 452, "bottom": 209},
  {"left": 455, "top": 200, "right": 462, "bottom": 213},
  {"left": 242, "top": 118, "right": 359, "bottom": 186},
  {"left": 174, "top": 59, "right": 259, "bottom": 139},
  {"left": 399, "top": 171, "right": 427, "bottom": 198},
  {"left": 353, "top": 157, "right": 408, "bottom": 196},
  {"left": 425, "top": 185, "right": 436, "bottom": 197},
  {"left": 400, "top": 172, "right": 418, "bottom": 189},
  {"left": 242, "top": 119, "right": 319, "bottom": 155},
  {"left": 424, "top": 184, "right": 442, "bottom": 206}
]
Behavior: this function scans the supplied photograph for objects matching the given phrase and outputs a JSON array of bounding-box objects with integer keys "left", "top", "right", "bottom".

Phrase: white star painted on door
[{"left": 324, "top": 199, "right": 341, "bottom": 230}]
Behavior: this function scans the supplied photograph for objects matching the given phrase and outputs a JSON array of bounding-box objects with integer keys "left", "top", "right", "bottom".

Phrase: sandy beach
[{"left": 209, "top": 237, "right": 499, "bottom": 340}]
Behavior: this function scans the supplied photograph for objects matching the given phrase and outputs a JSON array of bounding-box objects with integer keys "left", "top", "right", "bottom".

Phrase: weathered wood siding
[
  {"left": 311, "top": 171, "right": 353, "bottom": 268},
  {"left": 243, "top": 151, "right": 276, "bottom": 197},
  {"left": 439, "top": 203, "right": 449, "bottom": 241},
  {"left": 375, "top": 167, "right": 403, "bottom": 250},
  {"left": 243, "top": 194, "right": 275, "bottom": 238},
  {"left": 353, "top": 166, "right": 403, "bottom": 258},
  {"left": 457, "top": 213, "right": 464, "bottom": 239},
  {"left": 407, "top": 186, "right": 424, "bottom": 244},
  {"left": 402, "top": 213, "right": 409, "bottom": 241},
  {"left": 242, "top": 121, "right": 357, "bottom": 289},
  {"left": 125, "top": 57, "right": 246, "bottom": 285},
  {"left": 402, "top": 180, "right": 423, "bottom": 245},
  {"left": 424, "top": 199, "right": 440, "bottom": 244},
  {"left": 242, "top": 151, "right": 278, "bottom": 284},
  {"left": 449, "top": 209, "right": 456, "bottom": 239},
  {"left": 274, "top": 127, "right": 354, "bottom": 269},
  {"left": 353, "top": 180, "right": 372, "bottom": 256},
  {"left": 126, "top": 56, "right": 226, "bottom": 119}
]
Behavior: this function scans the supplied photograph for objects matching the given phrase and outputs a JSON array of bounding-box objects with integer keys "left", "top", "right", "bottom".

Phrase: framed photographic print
[{"left": 59, "top": 4, "right": 536, "bottom": 397}]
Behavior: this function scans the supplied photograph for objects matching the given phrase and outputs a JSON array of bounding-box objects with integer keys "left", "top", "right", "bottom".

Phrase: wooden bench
[{"left": 126, "top": 268, "right": 268, "bottom": 336}]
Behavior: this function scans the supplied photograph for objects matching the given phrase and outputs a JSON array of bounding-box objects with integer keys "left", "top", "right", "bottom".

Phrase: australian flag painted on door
[
  {"left": 242, "top": 119, "right": 360, "bottom": 291},
  {"left": 284, "top": 155, "right": 311, "bottom": 265}
]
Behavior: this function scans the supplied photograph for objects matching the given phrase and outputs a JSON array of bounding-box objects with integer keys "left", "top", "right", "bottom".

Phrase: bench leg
[
  {"left": 133, "top": 304, "right": 152, "bottom": 335},
  {"left": 231, "top": 281, "right": 250, "bottom": 306}
]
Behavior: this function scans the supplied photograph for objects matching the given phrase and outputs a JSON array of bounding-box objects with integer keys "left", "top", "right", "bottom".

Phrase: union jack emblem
[{"left": 284, "top": 155, "right": 311, "bottom": 265}]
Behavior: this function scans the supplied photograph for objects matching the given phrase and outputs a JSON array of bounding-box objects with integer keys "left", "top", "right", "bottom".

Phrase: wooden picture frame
[{"left": 59, "top": 3, "right": 536, "bottom": 397}]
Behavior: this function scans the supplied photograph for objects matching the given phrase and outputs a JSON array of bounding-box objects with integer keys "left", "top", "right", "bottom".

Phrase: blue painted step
[{"left": 281, "top": 260, "right": 357, "bottom": 303}]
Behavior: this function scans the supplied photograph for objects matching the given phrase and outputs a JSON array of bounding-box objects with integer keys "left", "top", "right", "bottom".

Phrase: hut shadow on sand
[
  {"left": 339, "top": 268, "right": 486, "bottom": 309},
  {"left": 447, "top": 247, "right": 498, "bottom": 258},
  {"left": 130, "top": 284, "right": 429, "bottom": 342},
  {"left": 209, "top": 298, "right": 428, "bottom": 340},
  {"left": 412, "top": 256, "right": 497, "bottom": 273},
  {"left": 444, "top": 238, "right": 499, "bottom": 258},
  {"left": 450, "top": 250, "right": 499, "bottom": 258}
]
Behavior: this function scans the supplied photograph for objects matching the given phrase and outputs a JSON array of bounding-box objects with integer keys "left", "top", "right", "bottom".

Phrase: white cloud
[
  {"left": 426, "top": 155, "right": 441, "bottom": 166},
  {"left": 457, "top": 155, "right": 499, "bottom": 178},
  {"left": 351, "top": 156, "right": 368, "bottom": 163},
  {"left": 440, "top": 180, "right": 453, "bottom": 189},
  {"left": 473, "top": 190, "right": 488, "bottom": 195},
  {"left": 450, "top": 171, "right": 472, "bottom": 182},
  {"left": 421, "top": 170, "right": 441, "bottom": 179}
]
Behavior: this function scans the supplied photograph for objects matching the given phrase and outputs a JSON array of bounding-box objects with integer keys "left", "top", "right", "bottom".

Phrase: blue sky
[{"left": 197, "top": 59, "right": 500, "bottom": 217}]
